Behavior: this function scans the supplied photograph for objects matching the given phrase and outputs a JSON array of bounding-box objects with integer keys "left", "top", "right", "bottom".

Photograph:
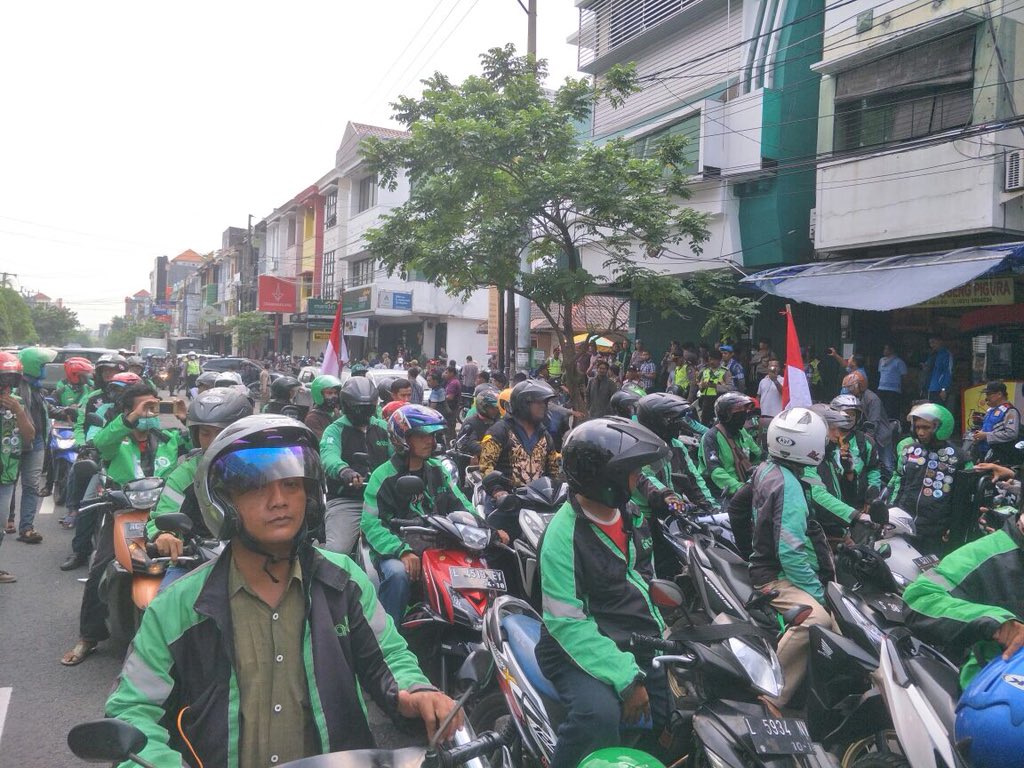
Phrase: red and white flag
[
  {"left": 320, "top": 301, "right": 348, "bottom": 376},
  {"left": 781, "top": 305, "right": 812, "bottom": 408}
]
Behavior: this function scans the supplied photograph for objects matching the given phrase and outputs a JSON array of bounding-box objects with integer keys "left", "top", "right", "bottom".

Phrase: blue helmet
[
  {"left": 955, "top": 648, "right": 1024, "bottom": 767},
  {"left": 388, "top": 404, "right": 446, "bottom": 454}
]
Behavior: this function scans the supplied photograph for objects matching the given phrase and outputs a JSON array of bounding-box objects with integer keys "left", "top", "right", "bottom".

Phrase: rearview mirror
[
  {"left": 396, "top": 475, "right": 425, "bottom": 501},
  {"left": 67, "top": 719, "right": 148, "bottom": 763},
  {"left": 456, "top": 649, "right": 494, "bottom": 691},
  {"left": 876, "top": 543, "right": 892, "bottom": 559},
  {"left": 154, "top": 513, "right": 194, "bottom": 537},
  {"left": 649, "top": 578, "right": 684, "bottom": 609}
]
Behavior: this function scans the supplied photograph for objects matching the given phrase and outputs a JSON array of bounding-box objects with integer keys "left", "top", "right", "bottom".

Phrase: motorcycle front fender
[{"left": 132, "top": 574, "right": 162, "bottom": 611}]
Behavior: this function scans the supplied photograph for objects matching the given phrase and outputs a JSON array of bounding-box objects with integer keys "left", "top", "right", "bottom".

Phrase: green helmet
[
  {"left": 578, "top": 748, "right": 666, "bottom": 768},
  {"left": 310, "top": 374, "right": 343, "bottom": 406},
  {"left": 18, "top": 347, "right": 57, "bottom": 379},
  {"left": 907, "top": 402, "right": 954, "bottom": 441}
]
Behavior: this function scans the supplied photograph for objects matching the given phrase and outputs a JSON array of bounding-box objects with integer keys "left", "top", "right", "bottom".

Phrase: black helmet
[
  {"left": 509, "top": 379, "right": 555, "bottom": 422},
  {"left": 376, "top": 376, "right": 399, "bottom": 404},
  {"left": 562, "top": 417, "right": 669, "bottom": 508},
  {"left": 340, "top": 376, "right": 378, "bottom": 427},
  {"left": 714, "top": 392, "right": 754, "bottom": 422},
  {"left": 186, "top": 387, "right": 254, "bottom": 447},
  {"left": 271, "top": 375, "right": 301, "bottom": 401},
  {"left": 195, "top": 414, "right": 325, "bottom": 543},
  {"left": 636, "top": 392, "right": 694, "bottom": 442},
  {"left": 609, "top": 389, "right": 641, "bottom": 419},
  {"left": 95, "top": 354, "right": 128, "bottom": 377}
]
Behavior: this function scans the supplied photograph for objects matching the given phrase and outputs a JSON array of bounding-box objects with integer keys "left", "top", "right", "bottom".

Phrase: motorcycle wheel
[
  {"left": 848, "top": 755, "right": 910, "bottom": 768},
  {"left": 843, "top": 732, "right": 907, "bottom": 768},
  {"left": 107, "top": 580, "right": 141, "bottom": 657},
  {"left": 54, "top": 463, "right": 67, "bottom": 506},
  {"left": 468, "top": 696, "right": 511, "bottom": 765}
]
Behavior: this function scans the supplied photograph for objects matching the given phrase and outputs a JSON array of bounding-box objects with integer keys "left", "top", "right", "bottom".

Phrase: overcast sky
[{"left": 0, "top": 0, "right": 581, "bottom": 329}]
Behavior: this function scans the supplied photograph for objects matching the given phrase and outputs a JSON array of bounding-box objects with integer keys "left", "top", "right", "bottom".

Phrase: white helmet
[
  {"left": 767, "top": 407, "right": 827, "bottom": 466},
  {"left": 214, "top": 370, "right": 244, "bottom": 387}
]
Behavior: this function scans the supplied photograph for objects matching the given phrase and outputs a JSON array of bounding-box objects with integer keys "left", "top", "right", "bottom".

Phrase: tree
[
  {"left": 0, "top": 289, "right": 37, "bottom": 346},
  {"left": 30, "top": 303, "right": 81, "bottom": 346},
  {"left": 226, "top": 312, "right": 271, "bottom": 357},
  {"left": 363, "top": 46, "right": 757, "bottom": 404},
  {"left": 106, "top": 317, "right": 167, "bottom": 351}
]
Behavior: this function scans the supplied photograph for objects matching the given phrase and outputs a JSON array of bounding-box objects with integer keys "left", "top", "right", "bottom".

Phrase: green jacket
[
  {"left": 93, "top": 414, "right": 190, "bottom": 486},
  {"left": 147, "top": 452, "right": 201, "bottom": 540},
  {"left": 361, "top": 456, "right": 474, "bottom": 559},
  {"left": 904, "top": 517, "right": 1024, "bottom": 687},
  {"left": 105, "top": 545, "right": 431, "bottom": 768},
  {"left": 320, "top": 415, "right": 391, "bottom": 499},
  {"left": 74, "top": 388, "right": 111, "bottom": 445},
  {"left": 0, "top": 395, "right": 27, "bottom": 484},
  {"left": 55, "top": 380, "right": 90, "bottom": 408},
  {"left": 807, "top": 447, "right": 858, "bottom": 533},
  {"left": 635, "top": 437, "right": 717, "bottom": 514},
  {"left": 538, "top": 497, "right": 665, "bottom": 697},
  {"left": 698, "top": 426, "right": 762, "bottom": 496}
]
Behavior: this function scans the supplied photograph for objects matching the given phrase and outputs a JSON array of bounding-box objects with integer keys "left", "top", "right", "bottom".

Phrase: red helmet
[
  {"left": 109, "top": 372, "right": 142, "bottom": 387},
  {"left": 63, "top": 356, "right": 95, "bottom": 385},
  {"left": 381, "top": 400, "right": 406, "bottom": 423},
  {"left": 0, "top": 351, "right": 22, "bottom": 376}
]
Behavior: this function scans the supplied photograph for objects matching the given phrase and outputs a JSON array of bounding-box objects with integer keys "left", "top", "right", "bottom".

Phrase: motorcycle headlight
[
  {"left": 126, "top": 487, "right": 164, "bottom": 510},
  {"left": 56, "top": 438, "right": 76, "bottom": 450},
  {"left": 453, "top": 521, "right": 490, "bottom": 551},
  {"left": 727, "top": 637, "right": 784, "bottom": 698},
  {"left": 891, "top": 571, "right": 910, "bottom": 589}
]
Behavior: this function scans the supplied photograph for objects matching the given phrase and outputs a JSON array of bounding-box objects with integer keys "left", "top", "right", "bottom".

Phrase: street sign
[{"left": 312, "top": 331, "right": 332, "bottom": 342}]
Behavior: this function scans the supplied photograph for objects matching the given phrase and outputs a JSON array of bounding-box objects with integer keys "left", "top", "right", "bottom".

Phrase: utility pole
[{"left": 0, "top": 272, "right": 15, "bottom": 289}]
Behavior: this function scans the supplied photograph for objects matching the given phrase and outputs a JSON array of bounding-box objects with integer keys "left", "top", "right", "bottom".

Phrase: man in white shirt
[{"left": 757, "top": 359, "right": 785, "bottom": 437}]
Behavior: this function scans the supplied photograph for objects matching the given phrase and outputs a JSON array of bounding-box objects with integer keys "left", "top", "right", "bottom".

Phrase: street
[{"left": 0, "top": 493, "right": 416, "bottom": 767}]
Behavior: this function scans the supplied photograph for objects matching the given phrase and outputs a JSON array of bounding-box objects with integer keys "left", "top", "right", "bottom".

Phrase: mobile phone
[{"left": 158, "top": 401, "right": 175, "bottom": 415}]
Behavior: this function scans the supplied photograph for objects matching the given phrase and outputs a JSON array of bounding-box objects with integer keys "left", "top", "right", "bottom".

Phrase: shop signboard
[
  {"left": 917, "top": 277, "right": 1014, "bottom": 309},
  {"left": 257, "top": 275, "right": 297, "bottom": 313},
  {"left": 312, "top": 331, "right": 332, "bottom": 342},
  {"left": 307, "top": 298, "right": 339, "bottom": 318},
  {"left": 378, "top": 290, "right": 413, "bottom": 311},
  {"left": 343, "top": 317, "right": 369, "bottom": 336},
  {"left": 342, "top": 287, "right": 372, "bottom": 314}
]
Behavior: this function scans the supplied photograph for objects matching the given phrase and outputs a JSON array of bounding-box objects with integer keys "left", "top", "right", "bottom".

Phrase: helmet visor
[{"left": 211, "top": 445, "right": 321, "bottom": 496}]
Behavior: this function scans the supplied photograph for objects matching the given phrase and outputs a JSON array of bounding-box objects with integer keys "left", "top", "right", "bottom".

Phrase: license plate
[
  {"left": 123, "top": 521, "right": 147, "bottom": 540},
  {"left": 745, "top": 717, "right": 814, "bottom": 755},
  {"left": 913, "top": 554, "right": 940, "bottom": 572},
  {"left": 449, "top": 566, "right": 506, "bottom": 591}
]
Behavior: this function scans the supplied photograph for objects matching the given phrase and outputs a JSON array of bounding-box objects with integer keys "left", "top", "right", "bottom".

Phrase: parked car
[
  {"left": 199, "top": 356, "right": 263, "bottom": 385},
  {"left": 42, "top": 347, "right": 121, "bottom": 390}
]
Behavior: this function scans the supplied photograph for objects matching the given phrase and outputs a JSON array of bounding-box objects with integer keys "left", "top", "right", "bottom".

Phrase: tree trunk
[{"left": 557, "top": 318, "right": 586, "bottom": 413}]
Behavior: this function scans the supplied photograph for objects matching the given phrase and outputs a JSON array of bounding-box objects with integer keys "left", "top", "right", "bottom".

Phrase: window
[
  {"left": 631, "top": 113, "right": 700, "bottom": 173},
  {"left": 833, "top": 29, "right": 975, "bottom": 152},
  {"left": 610, "top": 0, "right": 683, "bottom": 47},
  {"left": 322, "top": 251, "right": 336, "bottom": 299},
  {"left": 351, "top": 258, "right": 375, "bottom": 286},
  {"left": 324, "top": 190, "right": 337, "bottom": 229},
  {"left": 357, "top": 174, "right": 378, "bottom": 213},
  {"left": 286, "top": 215, "right": 296, "bottom": 246}
]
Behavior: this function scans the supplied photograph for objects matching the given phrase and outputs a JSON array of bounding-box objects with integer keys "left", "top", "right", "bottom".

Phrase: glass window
[
  {"left": 357, "top": 175, "right": 378, "bottom": 213},
  {"left": 351, "top": 258, "right": 375, "bottom": 286},
  {"left": 322, "top": 251, "right": 335, "bottom": 299},
  {"left": 324, "top": 190, "right": 337, "bottom": 229}
]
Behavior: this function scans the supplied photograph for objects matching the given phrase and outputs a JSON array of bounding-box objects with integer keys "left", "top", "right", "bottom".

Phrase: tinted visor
[
  {"left": 0, "top": 373, "right": 20, "bottom": 389},
  {"left": 210, "top": 445, "right": 321, "bottom": 495}
]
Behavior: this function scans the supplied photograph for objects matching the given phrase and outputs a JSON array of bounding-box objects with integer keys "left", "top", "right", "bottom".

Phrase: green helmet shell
[
  {"left": 18, "top": 347, "right": 57, "bottom": 379},
  {"left": 578, "top": 748, "right": 666, "bottom": 768},
  {"left": 908, "top": 402, "right": 954, "bottom": 441},
  {"left": 310, "top": 374, "right": 343, "bottom": 406}
]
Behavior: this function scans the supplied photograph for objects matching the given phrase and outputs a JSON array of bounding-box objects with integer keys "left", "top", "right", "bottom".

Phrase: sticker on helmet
[
  {"left": 775, "top": 436, "right": 795, "bottom": 447},
  {"left": 1003, "top": 674, "right": 1024, "bottom": 691}
]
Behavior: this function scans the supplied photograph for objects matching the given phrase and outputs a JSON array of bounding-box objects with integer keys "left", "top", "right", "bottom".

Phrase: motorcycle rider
[
  {"left": 637, "top": 393, "right": 717, "bottom": 509},
  {"left": 828, "top": 394, "right": 883, "bottom": 505},
  {"left": 304, "top": 374, "right": 342, "bottom": 440},
  {"left": 536, "top": 417, "right": 672, "bottom": 768},
  {"left": 804, "top": 403, "right": 870, "bottom": 539},
  {"left": 127, "top": 355, "right": 157, "bottom": 391},
  {"left": 890, "top": 402, "right": 974, "bottom": 555},
  {"left": 104, "top": 414, "right": 460, "bottom": 766},
  {"left": 262, "top": 375, "right": 302, "bottom": 417},
  {"left": 148, "top": 387, "right": 254, "bottom": 589},
  {"left": 458, "top": 386, "right": 501, "bottom": 457},
  {"left": 610, "top": 388, "right": 641, "bottom": 419},
  {"left": 55, "top": 357, "right": 94, "bottom": 407},
  {"left": 361, "top": 404, "right": 476, "bottom": 625},
  {"left": 0, "top": 353, "right": 37, "bottom": 583},
  {"left": 320, "top": 377, "right": 390, "bottom": 555},
  {"left": 749, "top": 407, "right": 837, "bottom": 707},
  {"left": 60, "top": 381, "right": 191, "bottom": 666},
  {"left": 11, "top": 347, "right": 56, "bottom": 545},
  {"left": 698, "top": 392, "right": 762, "bottom": 500}
]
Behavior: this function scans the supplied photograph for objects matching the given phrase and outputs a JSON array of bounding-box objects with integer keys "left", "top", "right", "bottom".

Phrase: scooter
[{"left": 48, "top": 412, "right": 78, "bottom": 506}]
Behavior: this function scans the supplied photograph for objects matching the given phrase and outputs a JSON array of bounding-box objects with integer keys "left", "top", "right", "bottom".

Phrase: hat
[
  {"left": 984, "top": 381, "right": 1008, "bottom": 395},
  {"left": 719, "top": 345, "right": 734, "bottom": 353}
]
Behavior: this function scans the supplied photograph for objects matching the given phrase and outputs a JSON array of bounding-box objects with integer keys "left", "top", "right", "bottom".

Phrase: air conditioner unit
[{"left": 1005, "top": 150, "right": 1024, "bottom": 191}]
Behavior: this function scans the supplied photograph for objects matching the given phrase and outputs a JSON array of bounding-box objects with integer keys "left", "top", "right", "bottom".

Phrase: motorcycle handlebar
[
  {"left": 431, "top": 725, "right": 511, "bottom": 768},
  {"left": 630, "top": 633, "right": 682, "bottom": 654}
]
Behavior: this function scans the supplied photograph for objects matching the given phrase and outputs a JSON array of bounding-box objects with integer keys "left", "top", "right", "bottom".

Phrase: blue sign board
[{"left": 391, "top": 292, "right": 413, "bottom": 310}]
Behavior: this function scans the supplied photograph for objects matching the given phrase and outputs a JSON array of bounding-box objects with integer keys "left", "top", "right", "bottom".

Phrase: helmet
[
  {"left": 830, "top": 394, "right": 862, "bottom": 413},
  {"left": 381, "top": 400, "right": 406, "bottom": 423},
  {"left": 809, "top": 403, "right": 854, "bottom": 431},
  {"left": 497, "top": 388, "right": 513, "bottom": 417},
  {"left": 310, "top": 375, "right": 343, "bottom": 407},
  {"left": 0, "top": 351, "right": 22, "bottom": 389},
  {"left": 714, "top": 392, "right": 755, "bottom": 422},
  {"left": 509, "top": 380, "right": 555, "bottom": 422},
  {"left": 388, "top": 404, "right": 446, "bottom": 454},
  {"left": 126, "top": 356, "right": 144, "bottom": 369},
  {"left": 376, "top": 376, "right": 399, "bottom": 404},
  {"left": 18, "top": 347, "right": 56, "bottom": 379},
  {"left": 955, "top": 649, "right": 1024, "bottom": 768},
  {"left": 908, "top": 402, "right": 954, "bottom": 441},
  {"left": 63, "top": 357, "right": 94, "bottom": 385},
  {"left": 578, "top": 748, "right": 666, "bottom": 768},
  {"left": 213, "top": 371, "right": 243, "bottom": 387},
  {"left": 195, "top": 414, "right": 326, "bottom": 541},
  {"left": 562, "top": 417, "right": 669, "bottom": 508},
  {"left": 350, "top": 362, "right": 369, "bottom": 377},
  {"left": 195, "top": 371, "right": 219, "bottom": 391},
  {"left": 474, "top": 386, "right": 500, "bottom": 416},
  {"left": 767, "top": 407, "right": 827, "bottom": 466},
  {"left": 95, "top": 354, "right": 129, "bottom": 378},
  {"left": 610, "top": 389, "right": 641, "bottom": 419},
  {"left": 636, "top": 392, "right": 693, "bottom": 440},
  {"left": 339, "top": 376, "right": 378, "bottom": 427},
  {"left": 271, "top": 375, "right": 301, "bottom": 401},
  {"left": 842, "top": 371, "right": 867, "bottom": 393},
  {"left": 186, "top": 387, "right": 254, "bottom": 446},
  {"left": 107, "top": 371, "right": 142, "bottom": 392}
]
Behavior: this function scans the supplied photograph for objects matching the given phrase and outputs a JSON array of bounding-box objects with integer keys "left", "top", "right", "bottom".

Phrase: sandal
[
  {"left": 60, "top": 512, "right": 77, "bottom": 529},
  {"left": 4, "top": 522, "right": 14, "bottom": 535},
  {"left": 16, "top": 529, "right": 42, "bottom": 543},
  {"left": 60, "top": 639, "right": 98, "bottom": 666}
]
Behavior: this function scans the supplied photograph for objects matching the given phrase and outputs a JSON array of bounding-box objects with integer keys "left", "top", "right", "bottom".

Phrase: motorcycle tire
[
  {"left": 54, "top": 463, "right": 67, "bottom": 506},
  {"left": 848, "top": 755, "right": 910, "bottom": 768},
  {"left": 467, "top": 695, "right": 511, "bottom": 765}
]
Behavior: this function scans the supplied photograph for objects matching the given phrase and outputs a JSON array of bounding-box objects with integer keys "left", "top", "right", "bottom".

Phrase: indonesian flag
[
  {"left": 781, "top": 305, "right": 812, "bottom": 408},
  {"left": 320, "top": 301, "right": 348, "bottom": 376}
]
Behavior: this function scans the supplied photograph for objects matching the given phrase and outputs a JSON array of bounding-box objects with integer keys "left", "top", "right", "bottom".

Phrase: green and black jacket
[
  {"left": 890, "top": 439, "right": 973, "bottom": 541},
  {"left": 105, "top": 545, "right": 432, "bottom": 768},
  {"left": 74, "top": 388, "right": 113, "bottom": 446},
  {"left": 642, "top": 436, "right": 718, "bottom": 510},
  {"left": 904, "top": 516, "right": 1024, "bottom": 687},
  {"left": 92, "top": 413, "right": 190, "bottom": 487},
  {"left": 319, "top": 415, "right": 391, "bottom": 499},
  {"left": 147, "top": 451, "right": 204, "bottom": 541},
  {"left": 361, "top": 455, "right": 474, "bottom": 560},
  {"left": 538, "top": 496, "right": 665, "bottom": 697},
  {"left": 698, "top": 425, "right": 762, "bottom": 497}
]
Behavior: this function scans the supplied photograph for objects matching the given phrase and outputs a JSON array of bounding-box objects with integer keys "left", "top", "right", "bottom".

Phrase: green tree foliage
[
  {"left": 0, "top": 289, "right": 38, "bottom": 346},
  {"left": 106, "top": 316, "right": 167, "bottom": 350},
  {"left": 226, "top": 312, "right": 271, "bottom": 356},
  {"left": 30, "top": 303, "right": 82, "bottom": 345},
  {"left": 362, "top": 46, "right": 756, "bottom": 401}
]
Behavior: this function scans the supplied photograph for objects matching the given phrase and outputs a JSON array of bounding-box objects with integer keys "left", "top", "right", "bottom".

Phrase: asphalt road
[{"left": 0, "top": 492, "right": 418, "bottom": 767}]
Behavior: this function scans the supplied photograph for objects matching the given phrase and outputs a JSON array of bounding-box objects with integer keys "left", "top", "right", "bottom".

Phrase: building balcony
[{"left": 576, "top": 0, "right": 706, "bottom": 73}]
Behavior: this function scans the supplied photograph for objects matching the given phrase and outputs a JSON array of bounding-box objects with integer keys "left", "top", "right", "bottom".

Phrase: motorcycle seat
[
  {"left": 705, "top": 546, "right": 755, "bottom": 605},
  {"left": 501, "top": 613, "right": 560, "bottom": 702}
]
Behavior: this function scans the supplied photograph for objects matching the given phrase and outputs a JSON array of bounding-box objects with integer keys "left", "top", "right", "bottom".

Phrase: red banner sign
[{"left": 257, "top": 275, "right": 297, "bottom": 313}]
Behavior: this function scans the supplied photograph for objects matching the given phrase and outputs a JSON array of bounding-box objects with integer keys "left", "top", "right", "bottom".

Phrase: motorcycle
[{"left": 48, "top": 409, "right": 78, "bottom": 506}]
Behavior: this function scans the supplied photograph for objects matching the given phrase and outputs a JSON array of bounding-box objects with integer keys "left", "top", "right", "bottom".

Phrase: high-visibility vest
[
  {"left": 547, "top": 357, "right": 563, "bottom": 376},
  {"left": 673, "top": 364, "right": 691, "bottom": 388},
  {"left": 699, "top": 367, "right": 726, "bottom": 397}
]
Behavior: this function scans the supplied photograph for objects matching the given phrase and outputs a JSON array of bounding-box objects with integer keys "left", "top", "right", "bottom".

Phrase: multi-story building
[{"left": 124, "top": 289, "right": 152, "bottom": 322}]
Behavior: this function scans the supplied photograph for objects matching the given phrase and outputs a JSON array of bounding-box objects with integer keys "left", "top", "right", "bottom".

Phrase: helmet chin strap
[{"left": 235, "top": 518, "right": 303, "bottom": 584}]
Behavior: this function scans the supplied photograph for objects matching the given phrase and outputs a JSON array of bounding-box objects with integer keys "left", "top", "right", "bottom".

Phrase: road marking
[
  {"left": 0, "top": 687, "right": 11, "bottom": 748},
  {"left": 37, "top": 496, "right": 55, "bottom": 516}
]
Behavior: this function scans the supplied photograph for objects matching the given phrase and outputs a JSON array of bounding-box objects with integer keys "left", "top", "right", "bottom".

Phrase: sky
[{"left": 0, "top": 0, "right": 582, "bottom": 329}]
